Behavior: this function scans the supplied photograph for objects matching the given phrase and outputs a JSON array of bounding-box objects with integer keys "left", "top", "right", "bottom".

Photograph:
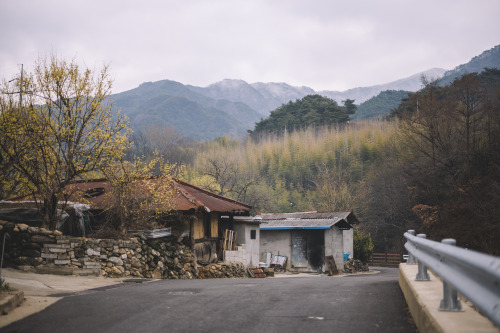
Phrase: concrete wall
[
  {"left": 399, "top": 264, "right": 498, "bottom": 332},
  {"left": 343, "top": 228, "right": 353, "bottom": 259},
  {"left": 324, "top": 227, "right": 345, "bottom": 271},
  {"left": 261, "top": 227, "right": 353, "bottom": 272},
  {"left": 229, "top": 222, "right": 261, "bottom": 267},
  {"left": 224, "top": 245, "right": 246, "bottom": 266},
  {"left": 260, "top": 230, "right": 291, "bottom": 268}
]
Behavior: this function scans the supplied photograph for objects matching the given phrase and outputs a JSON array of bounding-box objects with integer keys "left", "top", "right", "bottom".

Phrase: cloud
[{"left": 1, "top": 0, "right": 499, "bottom": 93}]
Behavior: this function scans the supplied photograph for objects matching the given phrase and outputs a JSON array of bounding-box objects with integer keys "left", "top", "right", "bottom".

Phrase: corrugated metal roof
[
  {"left": 260, "top": 218, "right": 352, "bottom": 230},
  {"left": 172, "top": 178, "right": 252, "bottom": 214},
  {"left": 228, "top": 216, "right": 264, "bottom": 224},
  {"left": 259, "top": 211, "right": 353, "bottom": 221},
  {"left": 258, "top": 211, "right": 355, "bottom": 230},
  {"left": 12, "top": 178, "right": 252, "bottom": 215}
]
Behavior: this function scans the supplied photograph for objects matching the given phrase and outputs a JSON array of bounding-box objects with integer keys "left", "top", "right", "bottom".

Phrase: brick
[{"left": 54, "top": 259, "right": 71, "bottom": 265}]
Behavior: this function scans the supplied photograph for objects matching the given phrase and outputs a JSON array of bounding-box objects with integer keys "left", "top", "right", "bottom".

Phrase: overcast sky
[{"left": 1, "top": 0, "right": 499, "bottom": 94}]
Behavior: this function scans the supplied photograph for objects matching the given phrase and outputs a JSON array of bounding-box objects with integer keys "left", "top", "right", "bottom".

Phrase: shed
[{"left": 258, "top": 211, "right": 356, "bottom": 272}]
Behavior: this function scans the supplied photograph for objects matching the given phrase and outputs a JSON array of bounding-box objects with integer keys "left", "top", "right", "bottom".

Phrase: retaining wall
[
  {"left": 399, "top": 263, "right": 498, "bottom": 332},
  {"left": 0, "top": 221, "right": 245, "bottom": 279}
]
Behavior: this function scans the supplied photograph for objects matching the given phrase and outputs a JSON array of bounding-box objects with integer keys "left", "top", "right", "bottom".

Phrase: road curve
[{"left": 3, "top": 267, "right": 416, "bottom": 333}]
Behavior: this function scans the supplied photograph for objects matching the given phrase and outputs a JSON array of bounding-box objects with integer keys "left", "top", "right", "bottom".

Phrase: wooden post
[{"left": 189, "top": 216, "right": 195, "bottom": 249}]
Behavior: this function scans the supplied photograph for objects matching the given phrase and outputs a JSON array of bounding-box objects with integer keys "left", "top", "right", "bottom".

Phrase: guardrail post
[
  {"left": 406, "top": 230, "right": 417, "bottom": 265},
  {"left": 415, "top": 234, "right": 430, "bottom": 281},
  {"left": 438, "top": 238, "right": 464, "bottom": 312}
]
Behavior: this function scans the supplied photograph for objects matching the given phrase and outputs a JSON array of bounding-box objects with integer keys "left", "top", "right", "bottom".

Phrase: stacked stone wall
[{"left": 0, "top": 221, "right": 246, "bottom": 279}]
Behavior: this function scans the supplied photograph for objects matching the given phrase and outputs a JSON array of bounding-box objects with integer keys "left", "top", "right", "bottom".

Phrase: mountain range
[{"left": 111, "top": 44, "right": 500, "bottom": 140}]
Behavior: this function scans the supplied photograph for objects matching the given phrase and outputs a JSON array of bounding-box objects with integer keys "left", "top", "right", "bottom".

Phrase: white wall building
[
  {"left": 222, "top": 216, "right": 263, "bottom": 268},
  {"left": 259, "top": 212, "right": 357, "bottom": 272}
]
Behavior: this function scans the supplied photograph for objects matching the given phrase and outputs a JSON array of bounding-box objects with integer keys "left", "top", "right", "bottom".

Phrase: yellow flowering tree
[
  {"left": 101, "top": 153, "right": 181, "bottom": 233},
  {"left": 0, "top": 56, "right": 130, "bottom": 230}
]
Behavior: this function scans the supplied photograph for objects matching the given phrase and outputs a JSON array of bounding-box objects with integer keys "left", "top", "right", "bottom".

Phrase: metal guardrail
[{"left": 404, "top": 230, "right": 500, "bottom": 328}]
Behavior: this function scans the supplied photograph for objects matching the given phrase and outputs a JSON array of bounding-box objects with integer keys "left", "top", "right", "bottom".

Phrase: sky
[{"left": 1, "top": 0, "right": 499, "bottom": 94}]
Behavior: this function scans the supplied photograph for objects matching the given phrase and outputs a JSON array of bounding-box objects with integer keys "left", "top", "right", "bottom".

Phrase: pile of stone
[
  {"left": 0, "top": 222, "right": 61, "bottom": 267},
  {"left": 197, "top": 262, "right": 246, "bottom": 279},
  {"left": 344, "top": 258, "right": 369, "bottom": 273},
  {"left": 0, "top": 221, "right": 244, "bottom": 280}
]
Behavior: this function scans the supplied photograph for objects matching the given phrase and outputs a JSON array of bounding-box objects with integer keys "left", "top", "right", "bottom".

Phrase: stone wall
[{"left": 0, "top": 221, "right": 246, "bottom": 279}]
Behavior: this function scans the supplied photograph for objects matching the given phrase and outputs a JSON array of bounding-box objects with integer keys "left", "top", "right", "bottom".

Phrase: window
[{"left": 250, "top": 229, "right": 256, "bottom": 240}]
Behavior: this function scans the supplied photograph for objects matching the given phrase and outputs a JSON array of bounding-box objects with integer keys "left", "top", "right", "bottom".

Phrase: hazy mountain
[
  {"left": 439, "top": 44, "right": 500, "bottom": 86},
  {"left": 353, "top": 44, "right": 500, "bottom": 120},
  {"left": 110, "top": 44, "right": 499, "bottom": 140},
  {"left": 188, "top": 80, "right": 315, "bottom": 116},
  {"left": 319, "top": 68, "right": 446, "bottom": 105},
  {"left": 111, "top": 80, "right": 262, "bottom": 140},
  {"left": 110, "top": 71, "right": 446, "bottom": 140},
  {"left": 189, "top": 69, "right": 445, "bottom": 117}
]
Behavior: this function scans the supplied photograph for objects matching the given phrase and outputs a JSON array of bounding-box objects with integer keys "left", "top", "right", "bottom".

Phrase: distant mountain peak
[
  {"left": 209, "top": 79, "right": 249, "bottom": 88},
  {"left": 440, "top": 44, "right": 500, "bottom": 85}
]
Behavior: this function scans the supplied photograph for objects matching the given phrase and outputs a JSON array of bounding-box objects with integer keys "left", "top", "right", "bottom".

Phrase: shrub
[
  {"left": 353, "top": 228, "right": 374, "bottom": 263},
  {"left": 0, "top": 278, "right": 10, "bottom": 291}
]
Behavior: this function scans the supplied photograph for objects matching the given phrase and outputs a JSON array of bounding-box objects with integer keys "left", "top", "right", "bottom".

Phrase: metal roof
[
  {"left": 12, "top": 178, "right": 252, "bottom": 215},
  {"left": 258, "top": 211, "right": 355, "bottom": 230},
  {"left": 172, "top": 178, "right": 252, "bottom": 214},
  {"left": 225, "top": 216, "right": 264, "bottom": 224},
  {"left": 259, "top": 211, "right": 354, "bottom": 221}
]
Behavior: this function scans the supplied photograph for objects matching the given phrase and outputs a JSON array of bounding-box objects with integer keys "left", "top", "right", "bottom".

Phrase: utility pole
[
  {"left": 6, "top": 64, "right": 24, "bottom": 106},
  {"left": 19, "top": 64, "right": 23, "bottom": 108}
]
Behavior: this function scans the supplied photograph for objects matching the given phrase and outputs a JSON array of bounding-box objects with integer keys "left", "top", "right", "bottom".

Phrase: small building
[
  {"left": 258, "top": 211, "right": 356, "bottom": 273},
  {"left": 221, "top": 216, "right": 263, "bottom": 268}
]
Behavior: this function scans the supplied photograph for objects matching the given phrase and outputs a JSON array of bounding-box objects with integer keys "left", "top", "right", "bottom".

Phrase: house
[
  {"left": 9, "top": 178, "right": 253, "bottom": 263},
  {"left": 258, "top": 211, "right": 357, "bottom": 273}
]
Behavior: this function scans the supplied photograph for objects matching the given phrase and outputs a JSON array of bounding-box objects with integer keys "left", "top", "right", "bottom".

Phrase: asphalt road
[{"left": 2, "top": 267, "right": 416, "bottom": 333}]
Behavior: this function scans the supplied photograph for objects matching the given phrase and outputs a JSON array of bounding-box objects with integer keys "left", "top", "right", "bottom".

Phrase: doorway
[
  {"left": 308, "top": 230, "right": 325, "bottom": 272},
  {"left": 291, "top": 230, "right": 308, "bottom": 267}
]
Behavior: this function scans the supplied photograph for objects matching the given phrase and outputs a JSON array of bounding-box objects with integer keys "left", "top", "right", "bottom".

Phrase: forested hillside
[
  {"left": 183, "top": 69, "right": 500, "bottom": 255},
  {"left": 439, "top": 44, "right": 500, "bottom": 85},
  {"left": 353, "top": 90, "right": 408, "bottom": 120},
  {"left": 111, "top": 80, "right": 262, "bottom": 140},
  {"left": 249, "top": 95, "right": 355, "bottom": 136}
]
